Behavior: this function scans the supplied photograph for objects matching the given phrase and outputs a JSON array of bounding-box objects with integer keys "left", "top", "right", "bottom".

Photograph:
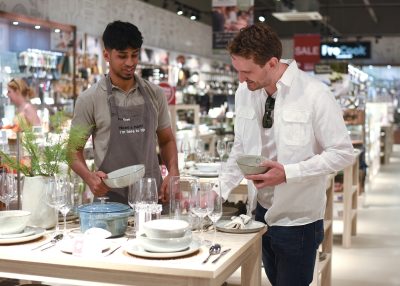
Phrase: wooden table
[{"left": 0, "top": 228, "right": 265, "bottom": 286}]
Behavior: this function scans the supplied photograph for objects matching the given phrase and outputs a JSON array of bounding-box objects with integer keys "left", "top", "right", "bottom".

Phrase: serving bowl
[
  {"left": 78, "top": 202, "right": 132, "bottom": 237},
  {"left": 195, "top": 162, "right": 220, "bottom": 173},
  {"left": 143, "top": 219, "right": 190, "bottom": 239},
  {"left": 137, "top": 231, "right": 192, "bottom": 252},
  {"left": 236, "top": 155, "right": 269, "bottom": 175},
  {"left": 103, "top": 164, "right": 145, "bottom": 188},
  {"left": 0, "top": 210, "right": 31, "bottom": 235}
]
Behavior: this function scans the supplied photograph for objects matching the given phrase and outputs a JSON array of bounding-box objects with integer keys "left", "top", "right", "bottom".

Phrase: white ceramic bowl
[
  {"left": 195, "top": 162, "right": 220, "bottom": 173},
  {"left": 0, "top": 210, "right": 31, "bottom": 235},
  {"left": 137, "top": 231, "right": 192, "bottom": 252},
  {"left": 143, "top": 219, "right": 190, "bottom": 239},
  {"left": 103, "top": 165, "right": 145, "bottom": 188},
  {"left": 236, "top": 155, "right": 269, "bottom": 175}
]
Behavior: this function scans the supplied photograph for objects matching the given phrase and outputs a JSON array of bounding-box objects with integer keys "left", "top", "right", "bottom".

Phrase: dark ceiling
[{"left": 143, "top": 0, "right": 400, "bottom": 39}]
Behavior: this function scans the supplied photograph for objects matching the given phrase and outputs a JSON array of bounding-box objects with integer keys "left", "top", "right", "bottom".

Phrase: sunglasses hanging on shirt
[{"left": 262, "top": 96, "right": 275, "bottom": 128}]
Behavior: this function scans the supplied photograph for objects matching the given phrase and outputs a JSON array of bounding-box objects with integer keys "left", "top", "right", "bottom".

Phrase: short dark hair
[
  {"left": 227, "top": 23, "right": 282, "bottom": 67},
  {"left": 102, "top": 21, "right": 143, "bottom": 50}
]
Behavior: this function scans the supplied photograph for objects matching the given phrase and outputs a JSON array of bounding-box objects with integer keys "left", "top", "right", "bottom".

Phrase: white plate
[
  {"left": 125, "top": 239, "right": 201, "bottom": 258},
  {"left": 58, "top": 238, "right": 111, "bottom": 254},
  {"left": 188, "top": 169, "right": 219, "bottom": 178},
  {"left": 0, "top": 227, "right": 46, "bottom": 244},
  {"left": 216, "top": 220, "right": 267, "bottom": 234},
  {"left": 0, "top": 226, "right": 36, "bottom": 239}
]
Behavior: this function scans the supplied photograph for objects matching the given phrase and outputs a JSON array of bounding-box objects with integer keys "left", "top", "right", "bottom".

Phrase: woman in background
[{"left": 7, "top": 78, "right": 40, "bottom": 128}]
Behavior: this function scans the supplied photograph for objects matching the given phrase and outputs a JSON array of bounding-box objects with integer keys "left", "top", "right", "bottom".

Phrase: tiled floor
[{"left": 227, "top": 145, "right": 400, "bottom": 286}]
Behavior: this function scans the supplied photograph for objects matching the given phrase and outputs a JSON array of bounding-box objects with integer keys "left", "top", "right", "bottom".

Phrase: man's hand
[
  {"left": 159, "top": 169, "right": 179, "bottom": 203},
  {"left": 245, "top": 161, "right": 286, "bottom": 189},
  {"left": 86, "top": 171, "right": 109, "bottom": 197}
]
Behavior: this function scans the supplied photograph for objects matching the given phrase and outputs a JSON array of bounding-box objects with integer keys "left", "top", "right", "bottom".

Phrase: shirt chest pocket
[
  {"left": 236, "top": 107, "right": 258, "bottom": 145},
  {"left": 281, "top": 109, "right": 311, "bottom": 146}
]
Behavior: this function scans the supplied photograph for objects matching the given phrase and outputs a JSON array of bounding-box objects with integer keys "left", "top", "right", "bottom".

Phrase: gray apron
[{"left": 98, "top": 75, "right": 162, "bottom": 204}]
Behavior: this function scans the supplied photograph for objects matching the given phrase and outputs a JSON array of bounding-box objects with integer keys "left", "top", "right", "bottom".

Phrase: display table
[{"left": 0, "top": 228, "right": 265, "bottom": 286}]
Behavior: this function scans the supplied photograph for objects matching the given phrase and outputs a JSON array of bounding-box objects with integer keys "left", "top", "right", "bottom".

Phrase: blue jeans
[{"left": 255, "top": 203, "right": 324, "bottom": 286}]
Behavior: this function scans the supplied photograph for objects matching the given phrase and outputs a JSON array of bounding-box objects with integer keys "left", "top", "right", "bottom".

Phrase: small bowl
[
  {"left": 0, "top": 210, "right": 31, "bottom": 235},
  {"left": 236, "top": 155, "right": 269, "bottom": 175},
  {"left": 137, "top": 231, "right": 192, "bottom": 252},
  {"left": 143, "top": 219, "right": 190, "bottom": 239},
  {"left": 103, "top": 165, "right": 145, "bottom": 188},
  {"left": 195, "top": 162, "right": 220, "bottom": 173}
]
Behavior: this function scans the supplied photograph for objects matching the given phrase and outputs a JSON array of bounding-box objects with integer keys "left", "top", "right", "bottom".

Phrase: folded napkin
[{"left": 224, "top": 214, "right": 252, "bottom": 229}]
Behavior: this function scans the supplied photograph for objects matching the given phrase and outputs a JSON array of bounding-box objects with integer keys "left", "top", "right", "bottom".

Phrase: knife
[{"left": 211, "top": 248, "right": 231, "bottom": 264}]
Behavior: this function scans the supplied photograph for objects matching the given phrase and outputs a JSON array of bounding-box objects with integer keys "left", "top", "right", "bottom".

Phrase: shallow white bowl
[
  {"left": 0, "top": 210, "right": 31, "bottom": 235},
  {"left": 195, "top": 162, "right": 220, "bottom": 173},
  {"left": 137, "top": 231, "right": 192, "bottom": 252},
  {"left": 143, "top": 219, "right": 190, "bottom": 239},
  {"left": 236, "top": 155, "right": 269, "bottom": 175},
  {"left": 103, "top": 165, "right": 145, "bottom": 188}
]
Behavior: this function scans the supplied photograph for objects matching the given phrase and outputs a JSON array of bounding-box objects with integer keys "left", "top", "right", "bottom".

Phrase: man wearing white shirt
[{"left": 219, "top": 23, "right": 355, "bottom": 285}]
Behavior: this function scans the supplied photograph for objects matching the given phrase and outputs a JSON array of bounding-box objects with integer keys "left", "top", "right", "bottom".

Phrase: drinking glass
[
  {"left": 194, "top": 138, "right": 205, "bottom": 162},
  {"left": 216, "top": 140, "right": 226, "bottom": 162},
  {"left": 128, "top": 177, "right": 158, "bottom": 236},
  {"left": 190, "top": 181, "right": 212, "bottom": 245},
  {"left": 207, "top": 180, "right": 223, "bottom": 245},
  {"left": 57, "top": 175, "right": 74, "bottom": 236},
  {"left": 180, "top": 137, "right": 191, "bottom": 171},
  {"left": 0, "top": 170, "right": 17, "bottom": 210},
  {"left": 45, "top": 176, "right": 66, "bottom": 234},
  {"left": 168, "top": 176, "right": 198, "bottom": 223},
  {"left": 227, "top": 141, "right": 234, "bottom": 155}
]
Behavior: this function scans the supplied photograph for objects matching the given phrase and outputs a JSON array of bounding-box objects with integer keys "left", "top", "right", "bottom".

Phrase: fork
[
  {"left": 211, "top": 248, "right": 231, "bottom": 264},
  {"left": 31, "top": 233, "right": 63, "bottom": 251}
]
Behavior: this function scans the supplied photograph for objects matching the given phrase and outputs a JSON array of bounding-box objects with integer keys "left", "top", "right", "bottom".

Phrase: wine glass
[
  {"left": 190, "top": 181, "right": 212, "bottom": 245},
  {"left": 216, "top": 140, "right": 226, "bottom": 162},
  {"left": 226, "top": 141, "right": 234, "bottom": 155},
  {"left": 180, "top": 137, "right": 191, "bottom": 171},
  {"left": 57, "top": 175, "right": 74, "bottom": 236},
  {"left": 0, "top": 170, "right": 17, "bottom": 210},
  {"left": 128, "top": 177, "right": 158, "bottom": 236},
  {"left": 168, "top": 176, "right": 198, "bottom": 222},
  {"left": 207, "top": 180, "right": 223, "bottom": 245},
  {"left": 45, "top": 176, "right": 66, "bottom": 234}
]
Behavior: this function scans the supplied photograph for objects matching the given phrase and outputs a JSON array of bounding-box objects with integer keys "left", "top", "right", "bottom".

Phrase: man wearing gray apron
[{"left": 70, "top": 21, "right": 179, "bottom": 204}]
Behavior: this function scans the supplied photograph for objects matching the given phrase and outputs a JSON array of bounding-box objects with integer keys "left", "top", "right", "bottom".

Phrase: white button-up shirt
[{"left": 219, "top": 59, "right": 355, "bottom": 226}]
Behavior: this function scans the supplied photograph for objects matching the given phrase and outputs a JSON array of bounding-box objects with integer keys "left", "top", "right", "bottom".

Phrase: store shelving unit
[
  {"left": 333, "top": 150, "right": 360, "bottom": 248},
  {"left": 380, "top": 124, "right": 394, "bottom": 165}
]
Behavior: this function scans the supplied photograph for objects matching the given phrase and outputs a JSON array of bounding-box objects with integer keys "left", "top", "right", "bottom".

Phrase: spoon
[
  {"left": 31, "top": 233, "right": 64, "bottom": 251},
  {"left": 202, "top": 243, "right": 221, "bottom": 264}
]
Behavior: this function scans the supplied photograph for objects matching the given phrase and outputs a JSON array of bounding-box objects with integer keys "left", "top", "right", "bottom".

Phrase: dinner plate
[
  {"left": 125, "top": 239, "right": 201, "bottom": 258},
  {"left": 216, "top": 220, "right": 267, "bottom": 234},
  {"left": 188, "top": 169, "right": 219, "bottom": 178},
  {"left": 0, "top": 227, "right": 46, "bottom": 244},
  {"left": 0, "top": 226, "right": 36, "bottom": 239},
  {"left": 58, "top": 238, "right": 111, "bottom": 254}
]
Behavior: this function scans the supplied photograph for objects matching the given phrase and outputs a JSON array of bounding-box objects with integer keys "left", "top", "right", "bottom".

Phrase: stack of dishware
[{"left": 137, "top": 219, "right": 192, "bottom": 252}]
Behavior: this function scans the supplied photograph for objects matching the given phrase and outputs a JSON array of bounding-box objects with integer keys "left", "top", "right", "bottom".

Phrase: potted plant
[{"left": 0, "top": 112, "right": 88, "bottom": 228}]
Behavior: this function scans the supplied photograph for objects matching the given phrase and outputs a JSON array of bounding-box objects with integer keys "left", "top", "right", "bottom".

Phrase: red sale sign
[
  {"left": 159, "top": 82, "right": 176, "bottom": 105},
  {"left": 294, "top": 34, "right": 321, "bottom": 71}
]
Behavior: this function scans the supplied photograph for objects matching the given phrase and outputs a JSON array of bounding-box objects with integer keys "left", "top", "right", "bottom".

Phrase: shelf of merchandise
[
  {"left": 380, "top": 124, "right": 394, "bottom": 165},
  {"left": 333, "top": 150, "right": 360, "bottom": 248},
  {"left": 312, "top": 173, "right": 335, "bottom": 286}
]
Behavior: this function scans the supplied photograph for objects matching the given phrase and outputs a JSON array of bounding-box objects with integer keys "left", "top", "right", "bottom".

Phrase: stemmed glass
[
  {"left": 226, "top": 141, "right": 234, "bottom": 156},
  {"left": 45, "top": 176, "right": 66, "bottom": 234},
  {"left": 207, "top": 180, "right": 223, "bottom": 245},
  {"left": 194, "top": 138, "right": 205, "bottom": 163},
  {"left": 190, "top": 181, "right": 212, "bottom": 245},
  {"left": 57, "top": 175, "right": 74, "bottom": 236},
  {"left": 0, "top": 169, "right": 17, "bottom": 210},
  {"left": 216, "top": 140, "right": 226, "bottom": 162},
  {"left": 180, "top": 137, "right": 191, "bottom": 171},
  {"left": 128, "top": 177, "right": 158, "bottom": 236}
]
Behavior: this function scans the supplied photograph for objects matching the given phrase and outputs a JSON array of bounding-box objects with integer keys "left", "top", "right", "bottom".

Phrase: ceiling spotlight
[
  {"left": 12, "top": 21, "right": 19, "bottom": 25},
  {"left": 176, "top": 4, "right": 183, "bottom": 15},
  {"left": 190, "top": 12, "right": 197, "bottom": 21},
  {"left": 387, "top": 65, "right": 392, "bottom": 69},
  {"left": 54, "top": 28, "right": 61, "bottom": 33},
  {"left": 34, "top": 25, "right": 41, "bottom": 30},
  {"left": 333, "top": 37, "right": 338, "bottom": 42},
  {"left": 368, "top": 65, "right": 373, "bottom": 69},
  {"left": 258, "top": 16, "right": 266, "bottom": 22}
]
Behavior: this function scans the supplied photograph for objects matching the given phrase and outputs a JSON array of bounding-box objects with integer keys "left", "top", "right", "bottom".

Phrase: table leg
[{"left": 241, "top": 236, "right": 262, "bottom": 286}]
